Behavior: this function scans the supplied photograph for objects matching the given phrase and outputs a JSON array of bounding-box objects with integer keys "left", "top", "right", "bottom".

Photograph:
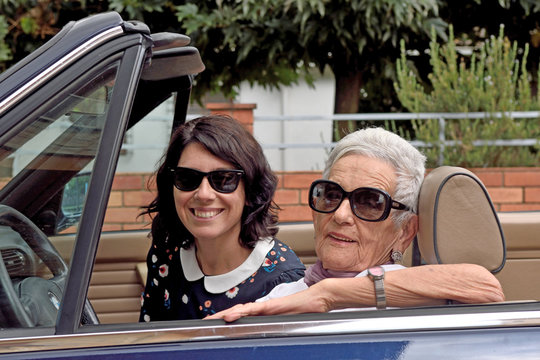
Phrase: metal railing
[
  {"left": 119, "top": 111, "right": 539, "bottom": 169},
  {"left": 255, "top": 111, "right": 540, "bottom": 166}
]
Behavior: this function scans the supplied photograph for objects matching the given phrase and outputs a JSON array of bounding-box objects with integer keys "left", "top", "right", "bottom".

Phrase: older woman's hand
[
  {"left": 205, "top": 302, "right": 264, "bottom": 322},
  {"left": 206, "top": 281, "right": 335, "bottom": 321}
]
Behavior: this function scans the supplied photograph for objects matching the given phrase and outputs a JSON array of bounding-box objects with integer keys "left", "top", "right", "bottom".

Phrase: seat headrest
[{"left": 417, "top": 166, "right": 506, "bottom": 273}]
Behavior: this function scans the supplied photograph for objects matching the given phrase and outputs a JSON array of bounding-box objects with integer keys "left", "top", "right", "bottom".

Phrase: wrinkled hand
[
  {"left": 205, "top": 281, "right": 334, "bottom": 322},
  {"left": 205, "top": 302, "right": 267, "bottom": 322}
]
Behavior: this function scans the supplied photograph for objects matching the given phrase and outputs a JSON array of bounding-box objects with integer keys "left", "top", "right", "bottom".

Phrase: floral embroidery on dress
[
  {"left": 164, "top": 289, "right": 171, "bottom": 309},
  {"left": 241, "top": 271, "right": 258, "bottom": 286},
  {"left": 198, "top": 300, "right": 216, "bottom": 316},
  {"left": 263, "top": 246, "right": 291, "bottom": 273},
  {"left": 262, "top": 258, "right": 277, "bottom": 272},
  {"left": 159, "top": 264, "right": 169, "bottom": 277},
  {"left": 226, "top": 287, "right": 239, "bottom": 299},
  {"left": 262, "top": 258, "right": 272, "bottom": 267}
]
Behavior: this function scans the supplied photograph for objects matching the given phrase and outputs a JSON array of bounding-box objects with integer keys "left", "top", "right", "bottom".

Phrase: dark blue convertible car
[{"left": 0, "top": 12, "right": 539, "bottom": 359}]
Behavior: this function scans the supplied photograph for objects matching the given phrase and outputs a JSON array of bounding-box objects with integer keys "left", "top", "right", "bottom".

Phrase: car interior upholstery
[{"left": 50, "top": 166, "right": 540, "bottom": 324}]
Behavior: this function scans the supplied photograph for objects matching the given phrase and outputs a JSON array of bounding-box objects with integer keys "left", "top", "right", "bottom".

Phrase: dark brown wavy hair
[{"left": 141, "top": 115, "right": 279, "bottom": 249}]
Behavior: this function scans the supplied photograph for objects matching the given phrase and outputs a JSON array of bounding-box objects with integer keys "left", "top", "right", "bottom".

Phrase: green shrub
[
  {"left": 395, "top": 25, "right": 540, "bottom": 167},
  {"left": 0, "top": 16, "right": 11, "bottom": 63}
]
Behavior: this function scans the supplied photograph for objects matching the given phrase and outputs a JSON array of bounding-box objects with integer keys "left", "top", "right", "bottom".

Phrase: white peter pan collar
[{"left": 180, "top": 237, "right": 275, "bottom": 294}]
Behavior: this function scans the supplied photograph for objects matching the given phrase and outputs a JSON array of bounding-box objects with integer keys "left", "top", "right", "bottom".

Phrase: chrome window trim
[
  {"left": 0, "top": 26, "right": 124, "bottom": 115},
  {"left": 1, "top": 309, "right": 539, "bottom": 353}
]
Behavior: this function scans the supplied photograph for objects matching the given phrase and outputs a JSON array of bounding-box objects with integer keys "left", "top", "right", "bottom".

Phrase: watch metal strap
[{"left": 373, "top": 277, "right": 386, "bottom": 310}]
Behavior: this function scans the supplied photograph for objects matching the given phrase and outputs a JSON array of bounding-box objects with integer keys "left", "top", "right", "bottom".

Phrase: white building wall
[
  {"left": 117, "top": 70, "right": 335, "bottom": 172},
  {"left": 116, "top": 98, "right": 174, "bottom": 173},
  {"left": 238, "top": 69, "right": 335, "bottom": 171}
]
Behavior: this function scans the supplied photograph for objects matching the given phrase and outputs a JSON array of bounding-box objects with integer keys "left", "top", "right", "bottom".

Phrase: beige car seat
[{"left": 417, "top": 166, "right": 506, "bottom": 273}]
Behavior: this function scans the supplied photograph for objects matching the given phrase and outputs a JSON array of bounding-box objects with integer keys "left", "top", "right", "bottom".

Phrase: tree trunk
[{"left": 333, "top": 68, "right": 362, "bottom": 140}]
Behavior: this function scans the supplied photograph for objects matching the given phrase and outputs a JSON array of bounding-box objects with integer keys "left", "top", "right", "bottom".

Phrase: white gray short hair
[{"left": 323, "top": 127, "right": 426, "bottom": 226}]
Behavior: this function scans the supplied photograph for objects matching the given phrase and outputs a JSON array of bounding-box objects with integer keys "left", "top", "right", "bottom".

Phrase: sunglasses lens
[
  {"left": 208, "top": 171, "right": 242, "bottom": 193},
  {"left": 351, "top": 189, "right": 386, "bottom": 220},
  {"left": 310, "top": 180, "right": 390, "bottom": 221},
  {"left": 310, "top": 181, "right": 343, "bottom": 212},
  {"left": 172, "top": 168, "right": 243, "bottom": 193},
  {"left": 173, "top": 168, "right": 203, "bottom": 191}
]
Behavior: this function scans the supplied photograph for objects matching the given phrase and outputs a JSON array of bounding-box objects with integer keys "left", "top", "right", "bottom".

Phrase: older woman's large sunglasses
[
  {"left": 170, "top": 167, "right": 244, "bottom": 193},
  {"left": 308, "top": 179, "right": 411, "bottom": 222}
]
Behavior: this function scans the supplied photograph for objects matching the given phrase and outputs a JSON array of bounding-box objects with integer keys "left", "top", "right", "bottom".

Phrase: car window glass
[
  {"left": 0, "top": 61, "right": 119, "bottom": 329},
  {"left": 90, "top": 99, "right": 174, "bottom": 325},
  {"left": 58, "top": 172, "right": 91, "bottom": 233}
]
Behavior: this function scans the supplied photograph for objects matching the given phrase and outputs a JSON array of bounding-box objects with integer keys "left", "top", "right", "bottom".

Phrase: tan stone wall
[{"left": 104, "top": 167, "right": 540, "bottom": 231}]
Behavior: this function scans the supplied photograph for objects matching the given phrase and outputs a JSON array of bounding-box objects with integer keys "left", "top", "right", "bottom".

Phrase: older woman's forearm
[
  {"left": 207, "top": 264, "right": 505, "bottom": 321},
  {"left": 384, "top": 264, "right": 505, "bottom": 305},
  {"left": 318, "top": 264, "right": 505, "bottom": 310}
]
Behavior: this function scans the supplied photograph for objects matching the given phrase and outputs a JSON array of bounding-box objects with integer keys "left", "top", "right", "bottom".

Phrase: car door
[{"left": 0, "top": 12, "right": 159, "bottom": 334}]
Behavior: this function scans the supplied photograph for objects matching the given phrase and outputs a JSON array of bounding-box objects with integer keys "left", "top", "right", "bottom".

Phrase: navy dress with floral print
[{"left": 139, "top": 238, "right": 305, "bottom": 321}]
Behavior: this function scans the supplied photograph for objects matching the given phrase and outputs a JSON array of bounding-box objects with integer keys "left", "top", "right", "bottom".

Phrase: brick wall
[{"left": 105, "top": 167, "right": 540, "bottom": 230}]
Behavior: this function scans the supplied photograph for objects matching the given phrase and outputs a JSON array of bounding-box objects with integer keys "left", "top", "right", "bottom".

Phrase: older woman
[{"left": 207, "top": 127, "right": 504, "bottom": 321}]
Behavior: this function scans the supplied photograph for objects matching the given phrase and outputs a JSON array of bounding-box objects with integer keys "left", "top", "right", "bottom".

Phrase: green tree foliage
[
  {"left": 108, "top": 0, "right": 168, "bottom": 20},
  {"left": 172, "top": 0, "right": 444, "bottom": 120},
  {"left": 2, "top": 0, "right": 538, "bottom": 126},
  {"left": 395, "top": 25, "right": 540, "bottom": 167},
  {"left": 0, "top": 16, "right": 11, "bottom": 62},
  {"left": 0, "top": 0, "right": 69, "bottom": 71}
]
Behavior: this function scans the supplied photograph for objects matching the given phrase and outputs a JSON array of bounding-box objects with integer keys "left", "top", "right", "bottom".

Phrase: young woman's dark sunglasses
[
  {"left": 170, "top": 167, "right": 244, "bottom": 194},
  {"left": 308, "top": 179, "right": 411, "bottom": 222}
]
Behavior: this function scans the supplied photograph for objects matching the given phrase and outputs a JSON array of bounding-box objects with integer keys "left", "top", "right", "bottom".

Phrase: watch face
[{"left": 369, "top": 266, "right": 384, "bottom": 276}]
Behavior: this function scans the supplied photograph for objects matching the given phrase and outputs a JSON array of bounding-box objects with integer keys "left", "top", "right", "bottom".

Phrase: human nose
[
  {"left": 194, "top": 176, "right": 216, "bottom": 201},
  {"left": 332, "top": 197, "right": 355, "bottom": 225}
]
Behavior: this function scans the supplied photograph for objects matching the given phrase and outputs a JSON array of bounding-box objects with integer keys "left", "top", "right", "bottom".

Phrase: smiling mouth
[
  {"left": 192, "top": 209, "right": 223, "bottom": 218},
  {"left": 330, "top": 234, "right": 356, "bottom": 243}
]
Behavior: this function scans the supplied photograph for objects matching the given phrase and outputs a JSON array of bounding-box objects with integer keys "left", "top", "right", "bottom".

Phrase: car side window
[{"left": 0, "top": 61, "right": 119, "bottom": 329}]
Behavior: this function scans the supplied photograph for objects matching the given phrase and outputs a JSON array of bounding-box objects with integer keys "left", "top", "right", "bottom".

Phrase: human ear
[{"left": 396, "top": 214, "right": 418, "bottom": 252}]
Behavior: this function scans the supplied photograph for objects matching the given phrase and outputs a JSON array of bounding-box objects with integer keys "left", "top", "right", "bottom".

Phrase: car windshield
[{"left": 0, "top": 61, "right": 118, "bottom": 328}]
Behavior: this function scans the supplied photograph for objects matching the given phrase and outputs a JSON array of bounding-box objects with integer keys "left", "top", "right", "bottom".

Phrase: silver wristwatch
[{"left": 367, "top": 266, "right": 386, "bottom": 310}]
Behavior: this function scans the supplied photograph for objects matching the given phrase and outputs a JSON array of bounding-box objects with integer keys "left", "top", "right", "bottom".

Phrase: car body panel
[{"left": 1, "top": 307, "right": 540, "bottom": 358}]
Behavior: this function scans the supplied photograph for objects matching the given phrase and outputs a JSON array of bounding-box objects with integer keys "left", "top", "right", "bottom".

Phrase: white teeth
[
  {"left": 194, "top": 209, "right": 221, "bottom": 218},
  {"left": 332, "top": 235, "right": 354, "bottom": 242}
]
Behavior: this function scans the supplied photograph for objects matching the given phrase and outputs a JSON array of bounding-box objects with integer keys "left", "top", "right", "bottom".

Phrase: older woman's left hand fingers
[{"left": 205, "top": 303, "right": 259, "bottom": 322}]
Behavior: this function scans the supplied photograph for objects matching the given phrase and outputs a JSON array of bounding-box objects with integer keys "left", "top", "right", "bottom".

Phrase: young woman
[{"left": 139, "top": 115, "right": 305, "bottom": 321}]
